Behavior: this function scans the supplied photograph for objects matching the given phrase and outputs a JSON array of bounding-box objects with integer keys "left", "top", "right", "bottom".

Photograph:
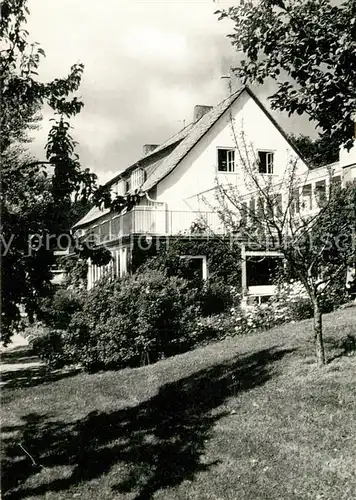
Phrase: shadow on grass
[
  {"left": 1, "top": 346, "right": 39, "bottom": 366},
  {"left": 326, "top": 334, "right": 356, "bottom": 363},
  {"left": 1, "top": 345, "right": 80, "bottom": 389},
  {"left": 2, "top": 346, "right": 294, "bottom": 500},
  {"left": 1, "top": 365, "right": 81, "bottom": 389}
]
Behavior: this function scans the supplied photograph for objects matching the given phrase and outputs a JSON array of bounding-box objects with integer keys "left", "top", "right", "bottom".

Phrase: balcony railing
[{"left": 93, "top": 207, "right": 226, "bottom": 243}]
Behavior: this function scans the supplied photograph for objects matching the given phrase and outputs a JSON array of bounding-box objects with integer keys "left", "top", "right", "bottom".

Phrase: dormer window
[
  {"left": 258, "top": 151, "right": 274, "bottom": 174},
  {"left": 112, "top": 179, "right": 126, "bottom": 198},
  {"left": 218, "top": 148, "right": 235, "bottom": 172},
  {"left": 116, "top": 179, "right": 126, "bottom": 196},
  {"left": 130, "top": 168, "right": 146, "bottom": 190}
]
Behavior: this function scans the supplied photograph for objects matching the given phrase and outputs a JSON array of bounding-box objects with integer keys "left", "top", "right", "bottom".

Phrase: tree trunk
[{"left": 313, "top": 300, "right": 326, "bottom": 365}]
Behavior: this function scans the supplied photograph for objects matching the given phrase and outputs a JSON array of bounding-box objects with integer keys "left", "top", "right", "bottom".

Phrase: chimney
[
  {"left": 143, "top": 144, "right": 159, "bottom": 156},
  {"left": 193, "top": 105, "right": 213, "bottom": 123}
]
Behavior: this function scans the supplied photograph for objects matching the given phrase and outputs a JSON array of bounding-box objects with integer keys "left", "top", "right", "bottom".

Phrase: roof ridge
[
  {"left": 73, "top": 86, "right": 246, "bottom": 229},
  {"left": 104, "top": 87, "right": 245, "bottom": 189},
  {"left": 141, "top": 86, "right": 245, "bottom": 193}
]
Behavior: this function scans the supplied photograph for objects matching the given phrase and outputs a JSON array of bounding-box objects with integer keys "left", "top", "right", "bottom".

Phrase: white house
[{"left": 72, "top": 86, "right": 356, "bottom": 299}]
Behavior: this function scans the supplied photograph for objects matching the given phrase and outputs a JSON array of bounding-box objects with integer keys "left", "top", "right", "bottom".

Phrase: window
[
  {"left": 218, "top": 148, "right": 235, "bottom": 172},
  {"left": 258, "top": 151, "right": 274, "bottom": 174},
  {"left": 290, "top": 189, "right": 300, "bottom": 216},
  {"left": 315, "top": 180, "right": 327, "bottom": 206},
  {"left": 114, "top": 180, "right": 126, "bottom": 196},
  {"left": 302, "top": 184, "right": 312, "bottom": 210},
  {"left": 131, "top": 168, "right": 146, "bottom": 190},
  {"left": 179, "top": 255, "right": 208, "bottom": 281},
  {"left": 247, "top": 256, "right": 281, "bottom": 286},
  {"left": 100, "top": 221, "right": 111, "bottom": 241},
  {"left": 275, "top": 193, "right": 283, "bottom": 216}
]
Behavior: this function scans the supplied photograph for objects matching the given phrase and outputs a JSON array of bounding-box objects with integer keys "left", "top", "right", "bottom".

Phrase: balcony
[{"left": 92, "top": 207, "right": 226, "bottom": 244}]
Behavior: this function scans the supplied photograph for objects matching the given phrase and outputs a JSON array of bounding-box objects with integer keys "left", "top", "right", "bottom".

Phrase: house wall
[
  {"left": 155, "top": 90, "right": 309, "bottom": 212},
  {"left": 340, "top": 142, "right": 356, "bottom": 183}
]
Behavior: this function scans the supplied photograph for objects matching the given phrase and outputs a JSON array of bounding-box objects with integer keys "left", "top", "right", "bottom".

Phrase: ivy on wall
[{"left": 131, "top": 236, "right": 242, "bottom": 288}]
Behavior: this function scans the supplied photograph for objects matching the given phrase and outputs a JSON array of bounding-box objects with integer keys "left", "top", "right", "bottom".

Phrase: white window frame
[
  {"left": 217, "top": 148, "right": 236, "bottom": 173},
  {"left": 179, "top": 255, "right": 208, "bottom": 280},
  {"left": 258, "top": 150, "right": 274, "bottom": 174},
  {"left": 301, "top": 183, "right": 312, "bottom": 211}
]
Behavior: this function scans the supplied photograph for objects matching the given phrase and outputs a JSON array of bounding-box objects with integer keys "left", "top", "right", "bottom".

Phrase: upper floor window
[
  {"left": 315, "top": 179, "right": 327, "bottom": 206},
  {"left": 302, "top": 184, "right": 312, "bottom": 210},
  {"left": 131, "top": 168, "right": 146, "bottom": 190},
  {"left": 331, "top": 176, "right": 341, "bottom": 194},
  {"left": 218, "top": 148, "right": 235, "bottom": 172},
  {"left": 290, "top": 189, "right": 300, "bottom": 216},
  {"left": 258, "top": 151, "right": 274, "bottom": 174},
  {"left": 115, "top": 179, "right": 126, "bottom": 196}
]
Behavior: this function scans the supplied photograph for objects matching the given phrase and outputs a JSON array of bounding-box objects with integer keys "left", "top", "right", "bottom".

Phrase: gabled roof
[
  {"left": 73, "top": 85, "right": 307, "bottom": 230},
  {"left": 72, "top": 205, "right": 110, "bottom": 228},
  {"left": 73, "top": 144, "right": 178, "bottom": 228},
  {"left": 143, "top": 121, "right": 195, "bottom": 159},
  {"left": 105, "top": 121, "right": 194, "bottom": 189},
  {"left": 141, "top": 88, "right": 245, "bottom": 192}
]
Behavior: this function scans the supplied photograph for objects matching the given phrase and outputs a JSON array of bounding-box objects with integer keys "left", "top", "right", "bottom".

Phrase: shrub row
[
  {"left": 29, "top": 273, "right": 349, "bottom": 372},
  {"left": 30, "top": 271, "right": 234, "bottom": 371}
]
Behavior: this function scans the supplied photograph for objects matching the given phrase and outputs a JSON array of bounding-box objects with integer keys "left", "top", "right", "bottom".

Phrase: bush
[
  {"left": 23, "top": 321, "right": 49, "bottom": 343},
  {"left": 37, "top": 288, "right": 84, "bottom": 330},
  {"left": 198, "top": 280, "right": 234, "bottom": 316},
  {"left": 63, "top": 271, "right": 204, "bottom": 371},
  {"left": 268, "top": 281, "right": 313, "bottom": 323},
  {"left": 319, "top": 276, "right": 350, "bottom": 313},
  {"left": 30, "top": 327, "right": 71, "bottom": 369},
  {"left": 193, "top": 314, "right": 235, "bottom": 343}
]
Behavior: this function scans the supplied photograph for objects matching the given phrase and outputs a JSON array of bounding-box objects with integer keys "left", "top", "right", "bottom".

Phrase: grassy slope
[{"left": 1, "top": 308, "right": 356, "bottom": 500}]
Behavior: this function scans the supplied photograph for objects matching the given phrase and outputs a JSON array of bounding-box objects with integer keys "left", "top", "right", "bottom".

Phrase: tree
[
  {"left": 0, "top": 0, "right": 97, "bottom": 343},
  {"left": 288, "top": 133, "right": 339, "bottom": 169},
  {"left": 216, "top": 0, "right": 356, "bottom": 150},
  {"left": 209, "top": 135, "right": 356, "bottom": 365},
  {"left": 1, "top": 0, "right": 140, "bottom": 343},
  {"left": 0, "top": 145, "right": 92, "bottom": 341}
]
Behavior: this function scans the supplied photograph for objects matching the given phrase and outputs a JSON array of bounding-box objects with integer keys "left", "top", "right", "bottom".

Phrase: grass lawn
[{"left": 1, "top": 308, "right": 356, "bottom": 500}]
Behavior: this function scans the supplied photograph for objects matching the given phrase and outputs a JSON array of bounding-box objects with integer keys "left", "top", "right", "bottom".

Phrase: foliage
[
  {"left": 217, "top": 0, "right": 356, "bottom": 150},
  {"left": 193, "top": 314, "right": 234, "bottom": 342},
  {"left": 60, "top": 271, "right": 202, "bottom": 371},
  {"left": 132, "top": 236, "right": 242, "bottom": 287},
  {"left": 288, "top": 133, "right": 339, "bottom": 168},
  {"left": 26, "top": 323, "right": 70, "bottom": 368},
  {"left": 198, "top": 280, "right": 234, "bottom": 316},
  {"left": 0, "top": 145, "right": 92, "bottom": 343},
  {"left": 0, "top": 0, "right": 96, "bottom": 343},
  {"left": 213, "top": 135, "right": 356, "bottom": 364},
  {"left": 0, "top": 0, "right": 95, "bottom": 197},
  {"left": 34, "top": 265, "right": 238, "bottom": 371},
  {"left": 59, "top": 256, "right": 88, "bottom": 289},
  {"left": 194, "top": 293, "right": 313, "bottom": 342},
  {"left": 269, "top": 281, "right": 313, "bottom": 323},
  {"left": 36, "top": 288, "right": 84, "bottom": 330},
  {"left": 319, "top": 268, "right": 351, "bottom": 313}
]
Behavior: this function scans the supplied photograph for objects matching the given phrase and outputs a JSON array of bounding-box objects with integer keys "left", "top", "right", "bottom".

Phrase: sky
[{"left": 27, "top": 0, "right": 315, "bottom": 185}]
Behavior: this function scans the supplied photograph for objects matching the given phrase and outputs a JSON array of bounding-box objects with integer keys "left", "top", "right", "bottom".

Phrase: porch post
[{"left": 87, "top": 258, "right": 93, "bottom": 290}]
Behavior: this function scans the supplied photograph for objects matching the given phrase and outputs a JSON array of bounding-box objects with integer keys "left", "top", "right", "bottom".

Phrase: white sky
[{"left": 27, "top": 0, "right": 315, "bottom": 184}]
